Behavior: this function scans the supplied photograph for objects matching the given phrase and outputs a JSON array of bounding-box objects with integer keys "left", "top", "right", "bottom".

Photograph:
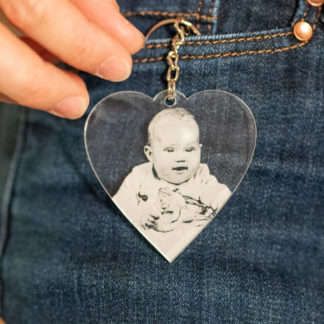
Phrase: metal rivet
[
  {"left": 293, "top": 21, "right": 313, "bottom": 41},
  {"left": 306, "top": 0, "right": 324, "bottom": 7}
]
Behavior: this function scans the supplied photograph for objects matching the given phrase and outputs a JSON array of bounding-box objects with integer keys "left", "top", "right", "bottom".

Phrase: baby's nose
[{"left": 174, "top": 151, "right": 186, "bottom": 162}]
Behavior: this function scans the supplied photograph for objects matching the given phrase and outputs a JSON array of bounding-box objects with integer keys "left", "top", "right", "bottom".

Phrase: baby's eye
[
  {"left": 164, "top": 147, "right": 174, "bottom": 152},
  {"left": 186, "top": 146, "right": 196, "bottom": 152}
]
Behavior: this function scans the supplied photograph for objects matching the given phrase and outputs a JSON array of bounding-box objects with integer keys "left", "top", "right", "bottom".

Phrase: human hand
[
  {"left": 141, "top": 208, "right": 181, "bottom": 233},
  {"left": 0, "top": 0, "right": 144, "bottom": 119},
  {"left": 158, "top": 188, "right": 185, "bottom": 212},
  {"left": 155, "top": 188, "right": 183, "bottom": 231},
  {"left": 140, "top": 189, "right": 184, "bottom": 232},
  {"left": 152, "top": 210, "right": 180, "bottom": 233},
  {"left": 179, "top": 196, "right": 216, "bottom": 226}
]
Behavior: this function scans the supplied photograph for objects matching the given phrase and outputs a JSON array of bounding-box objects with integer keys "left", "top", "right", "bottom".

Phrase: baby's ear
[{"left": 144, "top": 145, "right": 153, "bottom": 162}]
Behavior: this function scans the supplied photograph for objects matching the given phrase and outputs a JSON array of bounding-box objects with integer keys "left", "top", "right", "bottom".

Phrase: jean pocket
[{"left": 132, "top": 0, "right": 322, "bottom": 65}]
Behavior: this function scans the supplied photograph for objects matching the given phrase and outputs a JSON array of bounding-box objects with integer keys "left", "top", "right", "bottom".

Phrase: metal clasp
[{"left": 145, "top": 18, "right": 201, "bottom": 101}]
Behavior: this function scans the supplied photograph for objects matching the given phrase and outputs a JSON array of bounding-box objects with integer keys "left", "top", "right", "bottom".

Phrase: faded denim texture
[{"left": 1, "top": 0, "right": 324, "bottom": 323}]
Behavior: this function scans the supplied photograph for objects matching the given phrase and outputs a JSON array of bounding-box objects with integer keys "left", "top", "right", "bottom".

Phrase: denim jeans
[{"left": 1, "top": 0, "right": 323, "bottom": 323}]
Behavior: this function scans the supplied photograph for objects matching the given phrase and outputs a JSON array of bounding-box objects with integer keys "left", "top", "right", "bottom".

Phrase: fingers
[
  {"left": 70, "top": 0, "right": 144, "bottom": 54},
  {"left": 0, "top": 24, "right": 89, "bottom": 119},
  {"left": 0, "top": 93, "right": 16, "bottom": 104},
  {"left": 141, "top": 213, "right": 157, "bottom": 229},
  {"left": 1, "top": 0, "right": 136, "bottom": 82},
  {"left": 0, "top": 0, "right": 145, "bottom": 118},
  {"left": 20, "top": 37, "right": 58, "bottom": 63}
]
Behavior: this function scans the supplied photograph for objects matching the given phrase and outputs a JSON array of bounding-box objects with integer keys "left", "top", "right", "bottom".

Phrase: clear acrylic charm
[{"left": 84, "top": 90, "right": 256, "bottom": 262}]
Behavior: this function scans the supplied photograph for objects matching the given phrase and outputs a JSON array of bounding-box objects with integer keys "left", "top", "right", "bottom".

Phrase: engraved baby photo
[
  {"left": 85, "top": 90, "right": 256, "bottom": 261},
  {"left": 113, "top": 107, "right": 231, "bottom": 234}
]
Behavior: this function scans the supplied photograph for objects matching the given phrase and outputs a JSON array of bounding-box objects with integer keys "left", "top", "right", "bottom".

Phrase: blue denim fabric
[{"left": 1, "top": 0, "right": 324, "bottom": 323}]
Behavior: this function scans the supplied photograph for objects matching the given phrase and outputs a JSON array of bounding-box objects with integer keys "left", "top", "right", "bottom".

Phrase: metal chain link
[
  {"left": 144, "top": 18, "right": 200, "bottom": 102},
  {"left": 166, "top": 19, "right": 200, "bottom": 101}
]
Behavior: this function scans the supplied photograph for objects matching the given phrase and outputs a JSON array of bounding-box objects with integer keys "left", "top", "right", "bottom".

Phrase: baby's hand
[
  {"left": 140, "top": 204, "right": 160, "bottom": 229},
  {"left": 140, "top": 209, "right": 159, "bottom": 230},
  {"left": 140, "top": 189, "right": 185, "bottom": 232},
  {"left": 0, "top": 0, "right": 143, "bottom": 118},
  {"left": 158, "top": 188, "right": 186, "bottom": 211},
  {"left": 179, "top": 196, "right": 216, "bottom": 226},
  {"left": 140, "top": 206, "right": 180, "bottom": 233},
  {"left": 152, "top": 209, "right": 181, "bottom": 232}
]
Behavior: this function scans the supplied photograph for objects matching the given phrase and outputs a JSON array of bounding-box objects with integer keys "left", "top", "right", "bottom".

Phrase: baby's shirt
[{"left": 113, "top": 162, "right": 231, "bottom": 229}]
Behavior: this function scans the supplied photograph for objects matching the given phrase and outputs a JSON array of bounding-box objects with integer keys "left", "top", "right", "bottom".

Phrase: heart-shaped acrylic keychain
[{"left": 84, "top": 19, "right": 257, "bottom": 262}]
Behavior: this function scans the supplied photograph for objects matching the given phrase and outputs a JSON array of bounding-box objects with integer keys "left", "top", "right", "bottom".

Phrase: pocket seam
[
  {"left": 133, "top": 6, "right": 322, "bottom": 64},
  {"left": 134, "top": 41, "right": 308, "bottom": 64},
  {"left": 123, "top": 11, "right": 218, "bottom": 23},
  {"left": 145, "top": 31, "right": 293, "bottom": 49}
]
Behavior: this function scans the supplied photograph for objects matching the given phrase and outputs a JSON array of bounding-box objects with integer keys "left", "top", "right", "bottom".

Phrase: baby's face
[{"left": 145, "top": 118, "right": 201, "bottom": 185}]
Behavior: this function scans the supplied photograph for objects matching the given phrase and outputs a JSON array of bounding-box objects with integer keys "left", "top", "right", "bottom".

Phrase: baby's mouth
[{"left": 172, "top": 166, "right": 188, "bottom": 171}]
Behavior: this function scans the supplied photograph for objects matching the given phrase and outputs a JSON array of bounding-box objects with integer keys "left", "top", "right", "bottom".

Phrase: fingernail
[
  {"left": 130, "top": 28, "right": 145, "bottom": 52},
  {"left": 52, "top": 96, "right": 86, "bottom": 119},
  {"left": 96, "top": 56, "right": 131, "bottom": 81}
]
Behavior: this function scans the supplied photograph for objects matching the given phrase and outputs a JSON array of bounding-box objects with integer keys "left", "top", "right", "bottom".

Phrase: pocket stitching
[
  {"left": 208, "top": 0, "right": 216, "bottom": 33},
  {"left": 145, "top": 31, "right": 293, "bottom": 49},
  {"left": 134, "top": 41, "right": 308, "bottom": 64},
  {"left": 133, "top": 6, "right": 322, "bottom": 64},
  {"left": 196, "top": 0, "right": 204, "bottom": 30},
  {"left": 123, "top": 11, "right": 218, "bottom": 23}
]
